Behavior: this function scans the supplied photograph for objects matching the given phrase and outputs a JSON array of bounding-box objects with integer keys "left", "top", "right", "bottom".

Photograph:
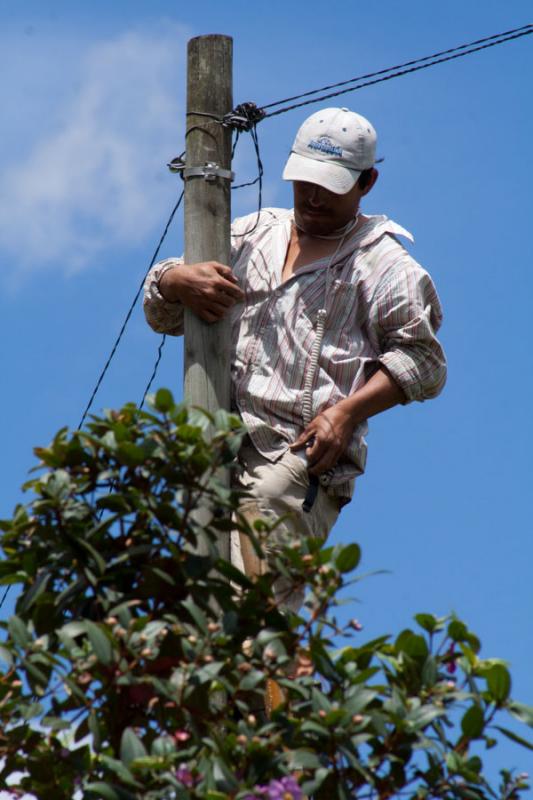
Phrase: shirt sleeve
[
  {"left": 143, "top": 208, "right": 286, "bottom": 336},
  {"left": 143, "top": 258, "right": 185, "bottom": 336},
  {"left": 142, "top": 212, "right": 264, "bottom": 335},
  {"left": 370, "top": 261, "right": 447, "bottom": 402}
]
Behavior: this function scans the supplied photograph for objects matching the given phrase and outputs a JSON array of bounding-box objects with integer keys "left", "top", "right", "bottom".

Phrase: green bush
[{"left": 0, "top": 389, "right": 531, "bottom": 799}]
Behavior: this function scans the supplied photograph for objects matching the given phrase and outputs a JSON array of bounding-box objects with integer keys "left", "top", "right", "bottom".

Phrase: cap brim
[{"left": 282, "top": 151, "right": 360, "bottom": 194}]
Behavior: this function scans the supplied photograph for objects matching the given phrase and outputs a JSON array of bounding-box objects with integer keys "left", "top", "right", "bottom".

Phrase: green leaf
[
  {"left": 21, "top": 701, "right": 44, "bottom": 720},
  {"left": 289, "top": 749, "right": 321, "bottom": 769},
  {"left": 117, "top": 442, "right": 146, "bottom": 466},
  {"left": 406, "top": 704, "right": 444, "bottom": 730},
  {"left": 130, "top": 755, "right": 166, "bottom": 771},
  {"left": 85, "top": 620, "right": 113, "bottom": 665},
  {"left": 448, "top": 619, "right": 469, "bottom": 642},
  {"left": 182, "top": 595, "right": 208, "bottom": 633},
  {"left": 100, "top": 754, "right": 141, "bottom": 787},
  {"left": 23, "top": 657, "right": 49, "bottom": 686},
  {"left": 422, "top": 655, "right": 438, "bottom": 687},
  {"left": 41, "top": 715, "right": 72, "bottom": 731},
  {"left": 8, "top": 615, "right": 31, "bottom": 648},
  {"left": 76, "top": 537, "right": 107, "bottom": 575},
  {"left": 494, "top": 725, "right": 533, "bottom": 751},
  {"left": 89, "top": 709, "right": 102, "bottom": 751},
  {"left": 508, "top": 701, "right": 533, "bottom": 727},
  {"left": 85, "top": 783, "right": 137, "bottom": 800},
  {"left": 60, "top": 621, "right": 87, "bottom": 638},
  {"left": 344, "top": 688, "right": 377, "bottom": 716},
  {"left": 335, "top": 543, "right": 361, "bottom": 573},
  {"left": 301, "top": 720, "right": 330, "bottom": 737},
  {"left": 17, "top": 569, "right": 50, "bottom": 613},
  {"left": 465, "top": 756, "right": 482, "bottom": 774},
  {"left": 85, "top": 783, "right": 121, "bottom": 800},
  {"left": 486, "top": 664, "right": 511, "bottom": 703},
  {"left": 154, "top": 388, "right": 174, "bottom": 412},
  {"left": 0, "top": 571, "right": 28, "bottom": 586},
  {"left": 446, "top": 752, "right": 462, "bottom": 773},
  {"left": 415, "top": 613, "right": 443, "bottom": 633},
  {"left": 461, "top": 704, "right": 485, "bottom": 739},
  {"left": 120, "top": 727, "right": 148, "bottom": 766},
  {"left": 151, "top": 735, "right": 176, "bottom": 757},
  {"left": 0, "top": 645, "right": 13, "bottom": 666},
  {"left": 395, "top": 629, "right": 428, "bottom": 659},
  {"left": 239, "top": 669, "right": 265, "bottom": 691},
  {"left": 301, "top": 768, "right": 330, "bottom": 795}
]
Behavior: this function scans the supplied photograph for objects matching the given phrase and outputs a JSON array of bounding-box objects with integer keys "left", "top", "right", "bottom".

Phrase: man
[{"left": 144, "top": 107, "right": 446, "bottom": 610}]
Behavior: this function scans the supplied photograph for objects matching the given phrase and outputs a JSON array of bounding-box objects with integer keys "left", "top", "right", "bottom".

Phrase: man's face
[{"left": 292, "top": 173, "right": 376, "bottom": 236}]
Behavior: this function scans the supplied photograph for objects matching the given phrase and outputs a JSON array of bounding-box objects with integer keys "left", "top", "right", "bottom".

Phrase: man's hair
[{"left": 357, "top": 168, "right": 374, "bottom": 190}]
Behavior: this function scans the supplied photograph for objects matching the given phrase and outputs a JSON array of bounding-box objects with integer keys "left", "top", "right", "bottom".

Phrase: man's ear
[{"left": 361, "top": 168, "right": 379, "bottom": 196}]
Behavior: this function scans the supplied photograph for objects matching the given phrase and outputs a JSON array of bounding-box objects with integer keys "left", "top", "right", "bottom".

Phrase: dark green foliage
[{"left": 0, "top": 390, "right": 531, "bottom": 799}]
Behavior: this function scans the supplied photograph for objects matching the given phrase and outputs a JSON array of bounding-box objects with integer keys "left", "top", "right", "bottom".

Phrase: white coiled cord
[{"left": 300, "top": 221, "right": 356, "bottom": 486}]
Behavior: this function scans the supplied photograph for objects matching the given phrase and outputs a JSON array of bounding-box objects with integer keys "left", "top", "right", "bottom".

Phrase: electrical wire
[
  {"left": 78, "top": 190, "right": 184, "bottom": 430},
  {"left": 140, "top": 335, "right": 167, "bottom": 409},
  {"left": 0, "top": 585, "right": 10, "bottom": 615},
  {"left": 262, "top": 25, "right": 532, "bottom": 118},
  {"left": 260, "top": 23, "right": 532, "bottom": 113}
]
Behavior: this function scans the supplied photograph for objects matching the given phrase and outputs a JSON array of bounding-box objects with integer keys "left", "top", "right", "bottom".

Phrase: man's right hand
[{"left": 158, "top": 261, "right": 245, "bottom": 323}]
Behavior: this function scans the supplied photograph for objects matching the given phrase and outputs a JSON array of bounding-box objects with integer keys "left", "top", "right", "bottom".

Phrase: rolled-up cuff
[{"left": 379, "top": 349, "right": 446, "bottom": 402}]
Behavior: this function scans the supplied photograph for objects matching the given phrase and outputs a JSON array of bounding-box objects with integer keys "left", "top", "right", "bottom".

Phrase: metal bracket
[{"left": 167, "top": 156, "right": 234, "bottom": 183}]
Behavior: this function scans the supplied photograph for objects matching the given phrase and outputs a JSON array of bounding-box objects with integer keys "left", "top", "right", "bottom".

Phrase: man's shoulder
[
  {"left": 352, "top": 215, "right": 430, "bottom": 290},
  {"left": 231, "top": 207, "right": 291, "bottom": 239},
  {"left": 358, "top": 215, "right": 414, "bottom": 250}
]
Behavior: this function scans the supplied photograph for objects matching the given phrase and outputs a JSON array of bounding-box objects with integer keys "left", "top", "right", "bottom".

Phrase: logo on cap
[{"left": 307, "top": 136, "right": 343, "bottom": 158}]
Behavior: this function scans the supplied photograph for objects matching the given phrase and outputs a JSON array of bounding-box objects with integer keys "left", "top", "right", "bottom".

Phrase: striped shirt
[{"left": 143, "top": 209, "right": 446, "bottom": 499}]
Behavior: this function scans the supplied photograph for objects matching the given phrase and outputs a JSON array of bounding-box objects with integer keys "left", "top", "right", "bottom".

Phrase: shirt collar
[
  {"left": 283, "top": 210, "right": 414, "bottom": 248},
  {"left": 357, "top": 214, "right": 414, "bottom": 247}
]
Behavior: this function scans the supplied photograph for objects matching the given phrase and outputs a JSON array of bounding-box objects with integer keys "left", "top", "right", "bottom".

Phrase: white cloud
[{"left": 0, "top": 25, "right": 188, "bottom": 282}]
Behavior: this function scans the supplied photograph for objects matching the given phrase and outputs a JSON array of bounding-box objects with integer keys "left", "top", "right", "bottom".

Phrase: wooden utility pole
[
  {"left": 184, "top": 35, "right": 233, "bottom": 412},
  {"left": 184, "top": 35, "right": 233, "bottom": 559}
]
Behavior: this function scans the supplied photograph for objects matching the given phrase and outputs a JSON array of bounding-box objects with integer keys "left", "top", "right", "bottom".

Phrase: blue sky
[{"left": 1, "top": 0, "right": 532, "bottom": 789}]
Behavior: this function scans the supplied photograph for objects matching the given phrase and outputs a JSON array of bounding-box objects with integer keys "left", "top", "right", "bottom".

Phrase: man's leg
[{"left": 231, "top": 441, "right": 340, "bottom": 613}]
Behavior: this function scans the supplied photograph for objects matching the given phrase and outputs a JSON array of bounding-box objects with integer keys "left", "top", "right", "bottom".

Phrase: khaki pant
[{"left": 231, "top": 442, "right": 341, "bottom": 613}]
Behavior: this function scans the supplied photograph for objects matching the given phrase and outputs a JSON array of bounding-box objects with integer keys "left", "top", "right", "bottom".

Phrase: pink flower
[
  {"left": 175, "top": 764, "right": 194, "bottom": 788},
  {"left": 446, "top": 643, "right": 457, "bottom": 675},
  {"left": 247, "top": 775, "right": 303, "bottom": 800}
]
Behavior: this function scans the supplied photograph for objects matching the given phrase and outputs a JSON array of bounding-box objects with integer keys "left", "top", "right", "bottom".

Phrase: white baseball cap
[{"left": 282, "top": 107, "right": 377, "bottom": 194}]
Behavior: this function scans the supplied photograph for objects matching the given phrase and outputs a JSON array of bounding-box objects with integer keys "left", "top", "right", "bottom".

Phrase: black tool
[{"left": 302, "top": 473, "right": 320, "bottom": 513}]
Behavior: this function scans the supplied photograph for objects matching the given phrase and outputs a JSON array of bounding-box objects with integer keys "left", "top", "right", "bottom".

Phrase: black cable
[
  {"left": 263, "top": 26, "right": 533, "bottom": 119},
  {"left": 140, "top": 335, "right": 167, "bottom": 409},
  {"left": 0, "top": 585, "right": 10, "bottom": 615},
  {"left": 231, "top": 124, "right": 264, "bottom": 237},
  {"left": 78, "top": 190, "right": 184, "bottom": 430},
  {"left": 232, "top": 123, "right": 263, "bottom": 191},
  {"left": 231, "top": 130, "right": 241, "bottom": 160},
  {"left": 260, "top": 23, "right": 533, "bottom": 112}
]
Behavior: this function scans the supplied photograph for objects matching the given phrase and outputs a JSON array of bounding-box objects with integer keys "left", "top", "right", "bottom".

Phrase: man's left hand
[{"left": 290, "top": 404, "right": 354, "bottom": 476}]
